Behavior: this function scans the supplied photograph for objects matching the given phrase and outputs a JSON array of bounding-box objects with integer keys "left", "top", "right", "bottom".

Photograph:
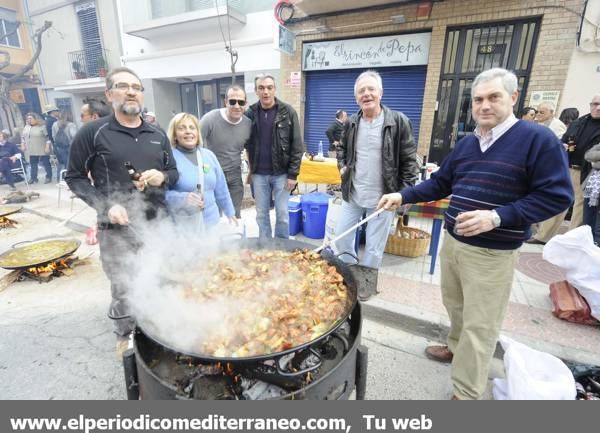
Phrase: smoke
[
  {"left": 114, "top": 212, "right": 246, "bottom": 355},
  {"left": 100, "top": 191, "right": 348, "bottom": 358}
]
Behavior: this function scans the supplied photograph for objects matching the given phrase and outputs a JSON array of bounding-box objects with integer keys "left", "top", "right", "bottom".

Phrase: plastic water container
[
  {"left": 301, "top": 192, "right": 330, "bottom": 239},
  {"left": 288, "top": 196, "right": 302, "bottom": 236}
]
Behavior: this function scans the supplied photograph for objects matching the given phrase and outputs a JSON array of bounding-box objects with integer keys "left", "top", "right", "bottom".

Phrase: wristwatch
[{"left": 491, "top": 210, "right": 501, "bottom": 228}]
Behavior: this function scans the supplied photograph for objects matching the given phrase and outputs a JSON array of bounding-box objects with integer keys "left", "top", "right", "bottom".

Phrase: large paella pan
[
  {"left": 134, "top": 238, "right": 358, "bottom": 363},
  {"left": 0, "top": 238, "right": 81, "bottom": 270}
]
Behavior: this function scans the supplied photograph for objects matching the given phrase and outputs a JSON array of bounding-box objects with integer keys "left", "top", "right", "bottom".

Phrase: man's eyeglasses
[
  {"left": 590, "top": 102, "right": 600, "bottom": 108},
  {"left": 228, "top": 99, "right": 246, "bottom": 107},
  {"left": 113, "top": 82, "right": 144, "bottom": 92}
]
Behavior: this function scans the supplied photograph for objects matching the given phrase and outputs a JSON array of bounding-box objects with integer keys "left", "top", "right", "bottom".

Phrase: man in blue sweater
[{"left": 378, "top": 68, "right": 573, "bottom": 400}]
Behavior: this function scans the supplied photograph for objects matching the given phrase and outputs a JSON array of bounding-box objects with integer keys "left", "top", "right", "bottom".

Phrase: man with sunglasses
[
  {"left": 200, "top": 85, "right": 251, "bottom": 219},
  {"left": 66, "top": 67, "right": 178, "bottom": 355},
  {"left": 245, "top": 74, "right": 303, "bottom": 239}
]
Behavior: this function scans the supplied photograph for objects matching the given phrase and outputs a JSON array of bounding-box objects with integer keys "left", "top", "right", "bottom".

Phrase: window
[
  {"left": 0, "top": 7, "right": 21, "bottom": 48},
  {"left": 75, "top": 1, "right": 102, "bottom": 77}
]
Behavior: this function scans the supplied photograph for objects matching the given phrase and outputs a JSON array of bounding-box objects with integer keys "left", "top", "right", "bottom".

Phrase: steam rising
[
  {"left": 119, "top": 214, "right": 248, "bottom": 355},
  {"left": 103, "top": 190, "right": 349, "bottom": 358}
]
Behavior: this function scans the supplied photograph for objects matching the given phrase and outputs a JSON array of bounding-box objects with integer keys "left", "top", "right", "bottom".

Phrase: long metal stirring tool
[{"left": 312, "top": 207, "right": 387, "bottom": 253}]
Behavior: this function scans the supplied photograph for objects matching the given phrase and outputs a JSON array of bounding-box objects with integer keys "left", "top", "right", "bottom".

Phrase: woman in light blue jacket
[{"left": 166, "top": 112, "right": 235, "bottom": 231}]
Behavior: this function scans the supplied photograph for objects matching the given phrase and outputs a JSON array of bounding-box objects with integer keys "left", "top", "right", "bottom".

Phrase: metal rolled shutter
[{"left": 304, "top": 66, "right": 427, "bottom": 154}]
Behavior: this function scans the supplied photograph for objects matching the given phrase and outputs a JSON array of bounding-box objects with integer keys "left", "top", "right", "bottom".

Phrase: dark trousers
[
  {"left": 583, "top": 200, "right": 600, "bottom": 246},
  {"left": 0, "top": 157, "right": 15, "bottom": 186},
  {"left": 29, "top": 155, "right": 52, "bottom": 182},
  {"left": 224, "top": 167, "right": 244, "bottom": 219},
  {"left": 97, "top": 227, "right": 141, "bottom": 336}
]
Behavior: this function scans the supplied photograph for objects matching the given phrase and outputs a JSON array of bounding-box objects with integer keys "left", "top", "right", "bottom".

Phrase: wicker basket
[{"left": 384, "top": 218, "right": 431, "bottom": 257}]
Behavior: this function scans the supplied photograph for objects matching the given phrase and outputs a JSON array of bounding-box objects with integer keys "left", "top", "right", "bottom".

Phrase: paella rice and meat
[{"left": 175, "top": 249, "right": 351, "bottom": 358}]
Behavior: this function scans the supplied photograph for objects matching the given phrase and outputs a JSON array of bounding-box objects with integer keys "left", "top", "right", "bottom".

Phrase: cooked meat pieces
[{"left": 178, "top": 249, "right": 350, "bottom": 357}]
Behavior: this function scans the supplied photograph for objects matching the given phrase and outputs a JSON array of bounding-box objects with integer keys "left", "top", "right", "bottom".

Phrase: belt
[
  {"left": 569, "top": 164, "right": 581, "bottom": 170},
  {"left": 98, "top": 222, "right": 122, "bottom": 230}
]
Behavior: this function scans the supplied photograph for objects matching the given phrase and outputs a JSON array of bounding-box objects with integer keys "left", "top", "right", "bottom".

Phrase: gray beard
[{"left": 115, "top": 101, "right": 141, "bottom": 116}]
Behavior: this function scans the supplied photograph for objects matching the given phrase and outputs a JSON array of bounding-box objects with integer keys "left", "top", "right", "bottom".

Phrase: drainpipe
[{"left": 576, "top": 0, "right": 588, "bottom": 48}]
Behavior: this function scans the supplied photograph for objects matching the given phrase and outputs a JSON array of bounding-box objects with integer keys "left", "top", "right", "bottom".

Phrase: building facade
[
  {"left": 24, "top": 0, "right": 122, "bottom": 123},
  {"left": 279, "top": 0, "right": 598, "bottom": 162},
  {"left": 117, "top": 0, "right": 280, "bottom": 127},
  {"left": 0, "top": 0, "right": 43, "bottom": 131}
]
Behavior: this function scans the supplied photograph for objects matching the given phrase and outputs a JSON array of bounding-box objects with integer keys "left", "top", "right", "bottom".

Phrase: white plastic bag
[
  {"left": 324, "top": 196, "right": 342, "bottom": 242},
  {"left": 492, "top": 336, "right": 576, "bottom": 400},
  {"left": 543, "top": 225, "right": 600, "bottom": 319}
]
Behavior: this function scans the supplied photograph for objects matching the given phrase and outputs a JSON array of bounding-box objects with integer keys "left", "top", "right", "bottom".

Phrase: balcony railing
[{"left": 68, "top": 48, "right": 110, "bottom": 80}]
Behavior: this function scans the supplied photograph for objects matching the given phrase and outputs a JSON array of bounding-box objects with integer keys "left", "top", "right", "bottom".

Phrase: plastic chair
[
  {"left": 57, "top": 169, "right": 74, "bottom": 211},
  {"left": 10, "top": 153, "right": 29, "bottom": 191}
]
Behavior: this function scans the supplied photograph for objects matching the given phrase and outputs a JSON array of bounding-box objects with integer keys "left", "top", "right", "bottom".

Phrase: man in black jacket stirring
[
  {"left": 245, "top": 74, "right": 303, "bottom": 238},
  {"left": 66, "top": 67, "right": 178, "bottom": 354}
]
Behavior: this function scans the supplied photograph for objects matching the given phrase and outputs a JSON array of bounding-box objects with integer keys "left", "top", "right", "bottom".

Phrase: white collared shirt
[{"left": 473, "top": 113, "right": 518, "bottom": 153}]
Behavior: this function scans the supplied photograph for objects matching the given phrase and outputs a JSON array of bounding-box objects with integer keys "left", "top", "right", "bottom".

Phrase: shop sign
[
  {"left": 286, "top": 71, "right": 301, "bottom": 88},
  {"left": 302, "top": 33, "right": 431, "bottom": 71},
  {"left": 530, "top": 90, "right": 560, "bottom": 108}
]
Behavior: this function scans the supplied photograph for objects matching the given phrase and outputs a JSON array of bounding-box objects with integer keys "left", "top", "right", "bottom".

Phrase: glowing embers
[{"left": 0, "top": 215, "right": 19, "bottom": 229}]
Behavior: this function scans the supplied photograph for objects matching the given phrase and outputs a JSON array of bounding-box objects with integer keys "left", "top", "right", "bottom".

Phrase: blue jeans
[
  {"left": 252, "top": 174, "right": 290, "bottom": 239},
  {"left": 583, "top": 200, "right": 600, "bottom": 246},
  {"left": 334, "top": 198, "right": 394, "bottom": 268}
]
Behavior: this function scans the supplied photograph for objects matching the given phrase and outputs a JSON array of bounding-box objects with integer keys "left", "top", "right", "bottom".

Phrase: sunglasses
[{"left": 228, "top": 99, "right": 246, "bottom": 107}]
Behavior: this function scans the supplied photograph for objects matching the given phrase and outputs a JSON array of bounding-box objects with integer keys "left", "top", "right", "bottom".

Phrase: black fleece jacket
[{"left": 65, "top": 114, "right": 178, "bottom": 224}]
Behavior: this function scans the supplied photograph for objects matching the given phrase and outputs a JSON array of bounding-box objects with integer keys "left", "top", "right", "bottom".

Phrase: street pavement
[{"left": 0, "top": 182, "right": 596, "bottom": 399}]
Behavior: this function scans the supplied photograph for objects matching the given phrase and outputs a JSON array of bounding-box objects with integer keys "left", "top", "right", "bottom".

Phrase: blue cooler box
[
  {"left": 301, "top": 192, "right": 330, "bottom": 239},
  {"left": 288, "top": 197, "right": 302, "bottom": 236}
]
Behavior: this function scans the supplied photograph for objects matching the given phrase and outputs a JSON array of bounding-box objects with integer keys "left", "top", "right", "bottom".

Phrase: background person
[
  {"left": 66, "top": 67, "right": 178, "bottom": 353},
  {"left": 326, "top": 109, "right": 347, "bottom": 156},
  {"left": 51, "top": 112, "right": 77, "bottom": 177},
  {"left": 43, "top": 105, "right": 60, "bottom": 146},
  {"left": 583, "top": 142, "right": 600, "bottom": 246},
  {"left": 22, "top": 113, "right": 52, "bottom": 184},
  {"left": 527, "top": 102, "right": 569, "bottom": 243},
  {"left": 535, "top": 102, "right": 567, "bottom": 138},
  {"left": 166, "top": 112, "right": 235, "bottom": 230},
  {"left": 378, "top": 68, "right": 572, "bottom": 400},
  {"left": 335, "top": 70, "right": 419, "bottom": 269},
  {"left": 564, "top": 95, "right": 600, "bottom": 230},
  {"left": 245, "top": 74, "right": 303, "bottom": 239},
  {"left": 143, "top": 111, "right": 160, "bottom": 128},
  {"left": 0, "top": 131, "right": 19, "bottom": 191},
  {"left": 80, "top": 98, "right": 112, "bottom": 124},
  {"left": 520, "top": 106, "right": 537, "bottom": 121},
  {"left": 559, "top": 107, "right": 579, "bottom": 128},
  {"left": 200, "top": 85, "right": 251, "bottom": 219}
]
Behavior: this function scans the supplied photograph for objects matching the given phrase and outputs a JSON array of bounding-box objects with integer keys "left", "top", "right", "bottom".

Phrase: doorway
[{"left": 429, "top": 18, "right": 541, "bottom": 164}]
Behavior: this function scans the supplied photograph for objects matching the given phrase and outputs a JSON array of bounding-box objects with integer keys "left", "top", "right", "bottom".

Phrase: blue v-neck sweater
[{"left": 401, "top": 120, "right": 573, "bottom": 250}]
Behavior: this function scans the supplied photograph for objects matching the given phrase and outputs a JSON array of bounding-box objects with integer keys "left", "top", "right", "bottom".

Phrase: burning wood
[
  {"left": 0, "top": 215, "right": 19, "bottom": 229},
  {"left": 26, "top": 257, "right": 74, "bottom": 276},
  {"left": 0, "top": 254, "right": 92, "bottom": 287}
]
